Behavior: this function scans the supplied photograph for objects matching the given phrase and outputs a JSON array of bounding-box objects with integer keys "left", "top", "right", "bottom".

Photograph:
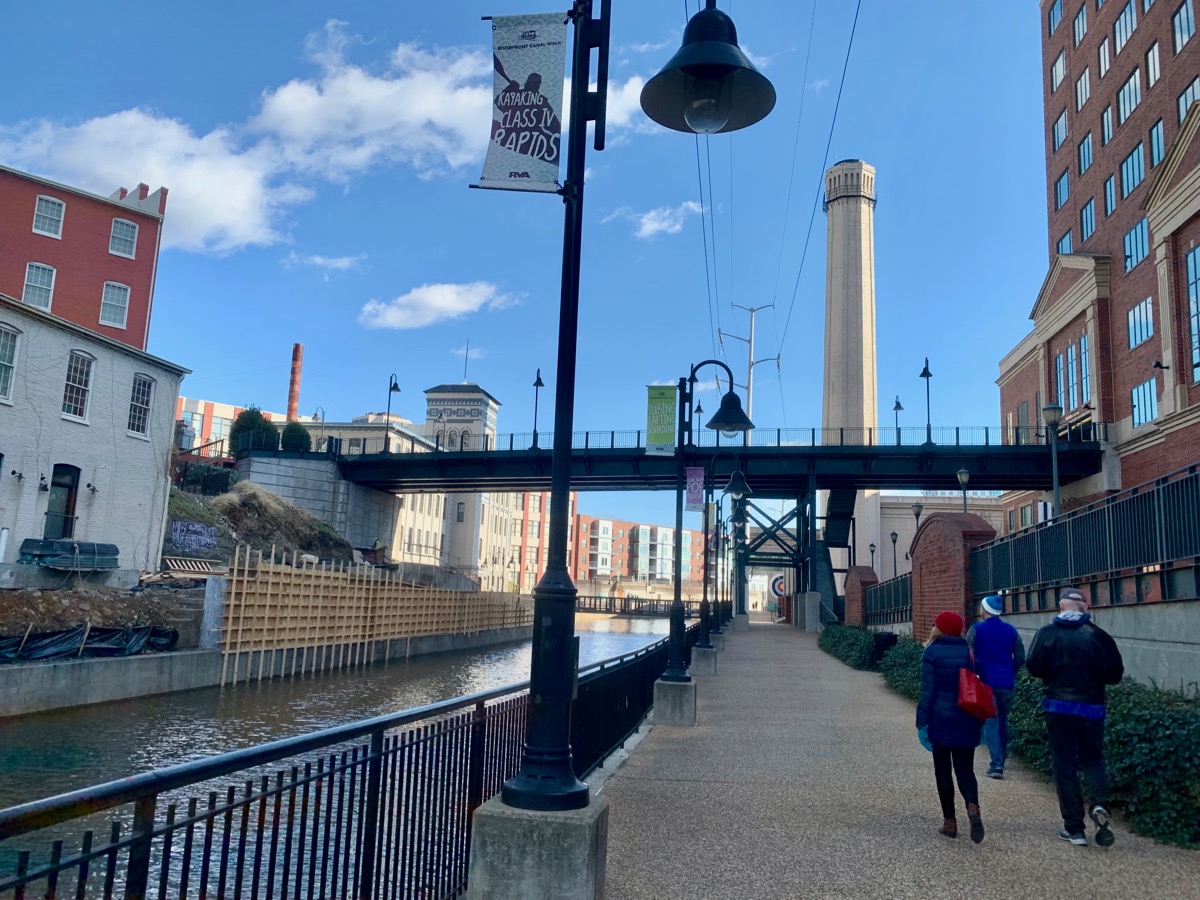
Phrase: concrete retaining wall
[{"left": 0, "top": 624, "right": 533, "bottom": 719}]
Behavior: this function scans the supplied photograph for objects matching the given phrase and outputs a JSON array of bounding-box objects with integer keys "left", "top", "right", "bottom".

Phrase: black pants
[
  {"left": 932, "top": 745, "right": 978, "bottom": 819},
  {"left": 1046, "top": 712, "right": 1107, "bottom": 834}
]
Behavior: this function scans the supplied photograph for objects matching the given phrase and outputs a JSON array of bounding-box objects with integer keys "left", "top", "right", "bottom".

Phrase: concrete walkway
[{"left": 602, "top": 617, "right": 1198, "bottom": 899}]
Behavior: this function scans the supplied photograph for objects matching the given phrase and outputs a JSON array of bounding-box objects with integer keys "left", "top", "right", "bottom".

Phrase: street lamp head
[
  {"left": 694, "top": 401, "right": 704, "bottom": 416},
  {"left": 919, "top": 358, "right": 932, "bottom": 380},
  {"left": 1042, "top": 401, "right": 1064, "bottom": 427},
  {"left": 533, "top": 369, "right": 544, "bottom": 389},
  {"left": 890, "top": 531, "right": 898, "bottom": 545},
  {"left": 893, "top": 396, "right": 904, "bottom": 412},
  {"left": 388, "top": 374, "right": 401, "bottom": 393},
  {"left": 706, "top": 389, "right": 754, "bottom": 438},
  {"left": 640, "top": 0, "right": 776, "bottom": 135},
  {"left": 957, "top": 467, "right": 970, "bottom": 490},
  {"left": 912, "top": 500, "right": 924, "bottom": 522},
  {"left": 722, "top": 469, "right": 752, "bottom": 501},
  {"left": 869, "top": 542, "right": 876, "bottom": 554}
]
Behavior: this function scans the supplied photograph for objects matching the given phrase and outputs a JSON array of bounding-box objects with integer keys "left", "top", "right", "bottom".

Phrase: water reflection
[{"left": 0, "top": 614, "right": 666, "bottom": 811}]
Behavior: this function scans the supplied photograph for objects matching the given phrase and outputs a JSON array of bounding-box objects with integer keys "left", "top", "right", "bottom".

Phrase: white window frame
[
  {"left": 1058, "top": 229, "right": 1074, "bottom": 254},
  {"left": 1115, "top": 0, "right": 1138, "bottom": 54},
  {"left": 22, "top": 262, "right": 56, "bottom": 310},
  {"left": 62, "top": 350, "right": 95, "bottom": 422},
  {"left": 127, "top": 374, "right": 155, "bottom": 437},
  {"left": 0, "top": 323, "right": 19, "bottom": 403},
  {"left": 1075, "top": 4, "right": 1089, "bottom": 45},
  {"left": 1055, "top": 170, "right": 1071, "bottom": 209},
  {"left": 1105, "top": 175, "right": 1118, "bottom": 215},
  {"left": 1052, "top": 51, "right": 1067, "bottom": 92},
  {"left": 1124, "top": 217, "right": 1150, "bottom": 271},
  {"left": 1076, "top": 68, "right": 1092, "bottom": 110},
  {"left": 32, "top": 195, "right": 65, "bottom": 239},
  {"left": 1146, "top": 42, "right": 1161, "bottom": 88},
  {"left": 1128, "top": 296, "right": 1155, "bottom": 347},
  {"left": 1050, "top": 0, "right": 1065, "bottom": 33},
  {"left": 1099, "top": 37, "right": 1111, "bottom": 77},
  {"left": 1102, "top": 105, "right": 1113, "bottom": 144},
  {"left": 1150, "top": 118, "right": 1165, "bottom": 165},
  {"left": 1081, "top": 198, "right": 1096, "bottom": 240},
  {"left": 1174, "top": 0, "right": 1195, "bottom": 53},
  {"left": 1118, "top": 68, "right": 1142, "bottom": 124},
  {"left": 100, "top": 281, "right": 130, "bottom": 329},
  {"left": 1131, "top": 377, "right": 1158, "bottom": 426},
  {"left": 1053, "top": 110, "right": 1069, "bottom": 150},
  {"left": 1121, "top": 142, "right": 1145, "bottom": 197},
  {"left": 1079, "top": 132, "right": 1094, "bottom": 173},
  {"left": 109, "top": 219, "right": 138, "bottom": 259}
]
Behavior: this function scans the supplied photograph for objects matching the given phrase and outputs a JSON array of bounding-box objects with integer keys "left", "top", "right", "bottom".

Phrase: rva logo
[
  {"left": 520, "top": 29, "right": 538, "bottom": 40},
  {"left": 509, "top": 171, "right": 531, "bottom": 178}
]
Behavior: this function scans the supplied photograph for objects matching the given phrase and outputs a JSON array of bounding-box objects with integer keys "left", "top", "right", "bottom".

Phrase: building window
[
  {"left": 1174, "top": 0, "right": 1195, "bottom": 52},
  {"left": 33, "top": 196, "right": 65, "bottom": 238},
  {"left": 1056, "top": 354, "right": 1066, "bottom": 403},
  {"left": 1105, "top": 175, "right": 1117, "bottom": 214},
  {"left": 1055, "top": 170, "right": 1071, "bottom": 209},
  {"left": 1188, "top": 246, "right": 1200, "bottom": 381},
  {"left": 100, "top": 282, "right": 130, "bottom": 328},
  {"left": 1053, "top": 110, "right": 1068, "bottom": 150},
  {"left": 22, "top": 263, "right": 55, "bottom": 310},
  {"left": 1079, "top": 133, "right": 1094, "bottom": 174},
  {"left": 62, "top": 351, "right": 94, "bottom": 419},
  {"left": 1128, "top": 296, "right": 1154, "bottom": 347},
  {"left": 1118, "top": 69, "right": 1142, "bottom": 124},
  {"left": 0, "top": 325, "right": 18, "bottom": 401},
  {"left": 1149, "top": 119, "right": 1165, "bottom": 166},
  {"left": 1067, "top": 344, "right": 1079, "bottom": 409},
  {"left": 1099, "top": 37, "right": 1111, "bottom": 76},
  {"left": 109, "top": 219, "right": 138, "bottom": 258},
  {"left": 1146, "top": 42, "right": 1161, "bottom": 88},
  {"left": 1124, "top": 217, "right": 1149, "bottom": 271},
  {"left": 1102, "top": 105, "right": 1113, "bottom": 144},
  {"left": 1131, "top": 377, "right": 1158, "bottom": 426},
  {"left": 1081, "top": 198, "right": 1096, "bottom": 240},
  {"left": 1120, "top": 142, "right": 1145, "bottom": 197},
  {"left": 1008, "top": 508, "right": 1016, "bottom": 532},
  {"left": 1180, "top": 77, "right": 1200, "bottom": 122},
  {"left": 1020, "top": 504, "right": 1034, "bottom": 528},
  {"left": 127, "top": 374, "right": 154, "bottom": 435},
  {"left": 1075, "top": 4, "right": 1089, "bottom": 44},
  {"left": 1115, "top": 0, "right": 1138, "bottom": 54},
  {"left": 1050, "top": 0, "right": 1065, "bottom": 33},
  {"left": 1058, "top": 230, "right": 1074, "bottom": 254},
  {"left": 456, "top": 502, "right": 465, "bottom": 523},
  {"left": 1052, "top": 51, "right": 1067, "bottom": 92},
  {"left": 1081, "top": 333, "right": 1092, "bottom": 402},
  {"left": 1076, "top": 68, "right": 1092, "bottom": 110}
]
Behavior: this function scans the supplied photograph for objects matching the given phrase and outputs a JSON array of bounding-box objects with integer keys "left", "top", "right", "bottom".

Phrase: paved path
[{"left": 602, "top": 618, "right": 1198, "bottom": 899}]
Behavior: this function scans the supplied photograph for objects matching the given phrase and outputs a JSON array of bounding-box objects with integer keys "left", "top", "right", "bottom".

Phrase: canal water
[{"left": 0, "top": 614, "right": 668, "bottom": 812}]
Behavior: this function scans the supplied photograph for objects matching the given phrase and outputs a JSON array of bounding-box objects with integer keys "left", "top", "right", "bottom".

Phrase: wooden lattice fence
[{"left": 219, "top": 546, "right": 532, "bottom": 686}]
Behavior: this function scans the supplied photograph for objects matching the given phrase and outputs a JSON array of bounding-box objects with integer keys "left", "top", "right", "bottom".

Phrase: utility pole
[{"left": 719, "top": 303, "right": 779, "bottom": 445}]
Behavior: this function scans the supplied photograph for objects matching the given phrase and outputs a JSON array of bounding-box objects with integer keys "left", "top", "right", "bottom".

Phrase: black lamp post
[
  {"left": 890, "top": 530, "right": 898, "bottom": 577},
  {"left": 699, "top": 449, "right": 744, "bottom": 645},
  {"left": 502, "top": 0, "right": 774, "bottom": 813},
  {"left": 893, "top": 396, "right": 903, "bottom": 445},
  {"left": 957, "top": 467, "right": 970, "bottom": 513},
  {"left": 869, "top": 542, "right": 876, "bottom": 569},
  {"left": 532, "top": 369, "right": 545, "bottom": 449},
  {"left": 385, "top": 374, "right": 400, "bottom": 453},
  {"left": 664, "top": 360, "right": 753, "bottom": 683},
  {"left": 912, "top": 500, "right": 924, "bottom": 529},
  {"left": 1043, "top": 401, "right": 1063, "bottom": 518},
  {"left": 919, "top": 358, "right": 933, "bottom": 445}
]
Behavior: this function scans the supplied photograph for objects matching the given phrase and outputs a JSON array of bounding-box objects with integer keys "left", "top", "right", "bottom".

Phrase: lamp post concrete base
[
  {"left": 689, "top": 646, "right": 717, "bottom": 676},
  {"left": 733, "top": 613, "right": 750, "bottom": 631},
  {"left": 804, "top": 592, "right": 822, "bottom": 633},
  {"left": 653, "top": 678, "right": 697, "bottom": 726},
  {"left": 466, "top": 794, "right": 609, "bottom": 900},
  {"left": 710, "top": 631, "right": 727, "bottom": 651}
]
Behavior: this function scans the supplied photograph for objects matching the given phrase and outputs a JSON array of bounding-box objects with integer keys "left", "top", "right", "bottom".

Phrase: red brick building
[
  {"left": 1000, "top": 1, "right": 1200, "bottom": 528},
  {"left": 0, "top": 165, "right": 167, "bottom": 351}
]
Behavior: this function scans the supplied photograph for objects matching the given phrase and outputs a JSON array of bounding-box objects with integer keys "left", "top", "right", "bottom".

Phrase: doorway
[{"left": 44, "top": 464, "right": 80, "bottom": 539}]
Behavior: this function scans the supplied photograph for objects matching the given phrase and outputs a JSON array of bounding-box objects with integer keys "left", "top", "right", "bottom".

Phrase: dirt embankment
[{"left": 0, "top": 586, "right": 180, "bottom": 634}]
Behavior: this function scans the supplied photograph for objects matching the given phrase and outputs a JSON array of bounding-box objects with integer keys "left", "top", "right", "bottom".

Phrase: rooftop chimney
[{"left": 288, "top": 343, "right": 303, "bottom": 421}]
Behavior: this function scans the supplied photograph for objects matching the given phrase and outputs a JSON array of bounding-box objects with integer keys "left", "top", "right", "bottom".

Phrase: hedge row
[
  {"left": 817, "top": 625, "right": 876, "bottom": 670},
  {"left": 850, "top": 634, "right": 1200, "bottom": 847}
]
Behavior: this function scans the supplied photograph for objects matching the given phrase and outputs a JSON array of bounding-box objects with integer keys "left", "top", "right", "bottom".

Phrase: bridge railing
[
  {"left": 575, "top": 594, "right": 701, "bottom": 617},
  {"left": 971, "top": 464, "right": 1200, "bottom": 612},
  {"left": 864, "top": 574, "right": 912, "bottom": 626},
  {"left": 0, "top": 625, "right": 698, "bottom": 900},
  {"left": 332, "top": 423, "right": 1107, "bottom": 457}
]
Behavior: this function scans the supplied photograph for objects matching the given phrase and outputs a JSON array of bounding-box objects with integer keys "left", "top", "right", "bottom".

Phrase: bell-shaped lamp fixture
[
  {"left": 722, "top": 469, "right": 752, "bottom": 501},
  {"left": 705, "top": 389, "right": 754, "bottom": 439},
  {"left": 641, "top": 0, "right": 776, "bottom": 135}
]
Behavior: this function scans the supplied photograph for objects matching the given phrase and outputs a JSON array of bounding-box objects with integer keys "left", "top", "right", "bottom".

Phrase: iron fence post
[
  {"left": 466, "top": 700, "right": 486, "bottom": 836},
  {"left": 354, "top": 730, "right": 386, "bottom": 899},
  {"left": 123, "top": 794, "right": 157, "bottom": 899}
]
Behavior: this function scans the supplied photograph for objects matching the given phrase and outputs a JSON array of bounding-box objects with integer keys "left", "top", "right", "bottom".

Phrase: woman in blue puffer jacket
[{"left": 916, "top": 610, "right": 985, "bottom": 842}]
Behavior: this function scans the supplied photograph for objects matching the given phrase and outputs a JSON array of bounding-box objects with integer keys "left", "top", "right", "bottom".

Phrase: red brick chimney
[{"left": 287, "top": 343, "right": 303, "bottom": 421}]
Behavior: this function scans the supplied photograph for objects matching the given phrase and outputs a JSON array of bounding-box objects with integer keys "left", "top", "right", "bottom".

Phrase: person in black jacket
[
  {"left": 1026, "top": 587, "right": 1124, "bottom": 847},
  {"left": 916, "top": 610, "right": 985, "bottom": 842}
]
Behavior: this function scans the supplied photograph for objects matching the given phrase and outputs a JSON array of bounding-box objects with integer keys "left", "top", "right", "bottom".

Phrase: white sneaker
[{"left": 1057, "top": 828, "right": 1088, "bottom": 846}]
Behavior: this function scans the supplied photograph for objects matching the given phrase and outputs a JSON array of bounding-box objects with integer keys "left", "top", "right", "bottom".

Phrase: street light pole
[
  {"left": 912, "top": 500, "right": 923, "bottom": 530},
  {"left": 919, "top": 358, "right": 933, "bottom": 445},
  {"left": 893, "top": 396, "right": 903, "bottom": 445},
  {"left": 957, "top": 467, "right": 970, "bottom": 513},
  {"left": 385, "top": 375, "right": 400, "bottom": 453},
  {"left": 890, "top": 530, "right": 898, "bottom": 578},
  {"left": 532, "top": 368, "right": 545, "bottom": 449},
  {"left": 1043, "top": 402, "right": 1063, "bottom": 519}
]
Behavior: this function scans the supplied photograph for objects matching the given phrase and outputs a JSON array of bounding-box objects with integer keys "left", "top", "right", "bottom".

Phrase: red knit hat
[{"left": 934, "top": 611, "right": 964, "bottom": 637}]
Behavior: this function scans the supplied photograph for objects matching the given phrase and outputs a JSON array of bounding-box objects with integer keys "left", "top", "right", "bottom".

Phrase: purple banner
[{"left": 685, "top": 467, "right": 705, "bottom": 512}]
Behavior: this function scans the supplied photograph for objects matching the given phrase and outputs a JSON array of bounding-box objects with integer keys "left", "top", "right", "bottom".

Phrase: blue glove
[{"left": 917, "top": 726, "right": 933, "bottom": 752}]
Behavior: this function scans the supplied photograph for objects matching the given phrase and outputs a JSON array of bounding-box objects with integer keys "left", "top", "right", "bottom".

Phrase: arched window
[
  {"left": 448, "top": 429, "right": 459, "bottom": 449},
  {"left": 460, "top": 429, "right": 471, "bottom": 449},
  {"left": 407, "top": 527, "right": 414, "bottom": 552}
]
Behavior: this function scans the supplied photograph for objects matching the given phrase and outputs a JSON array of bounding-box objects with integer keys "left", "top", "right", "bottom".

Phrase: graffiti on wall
[{"left": 170, "top": 520, "right": 218, "bottom": 553}]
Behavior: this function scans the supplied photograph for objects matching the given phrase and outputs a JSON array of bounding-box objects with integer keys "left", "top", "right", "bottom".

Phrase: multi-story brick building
[
  {"left": 0, "top": 165, "right": 167, "bottom": 352},
  {"left": 1000, "top": 0, "right": 1200, "bottom": 526},
  {"left": 571, "top": 514, "right": 705, "bottom": 594}
]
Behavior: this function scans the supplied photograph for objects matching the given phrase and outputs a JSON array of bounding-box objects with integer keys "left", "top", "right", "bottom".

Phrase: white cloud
[
  {"left": 452, "top": 345, "right": 487, "bottom": 360},
  {"left": 282, "top": 250, "right": 365, "bottom": 280},
  {"left": 358, "top": 281, "right": 509, "bottom": 330},
  {"left": 603, "top": 200, "right": 702, "bottom": 239},
  {"left": 807, "top": 78, "right": 830, "bottom": 92}
]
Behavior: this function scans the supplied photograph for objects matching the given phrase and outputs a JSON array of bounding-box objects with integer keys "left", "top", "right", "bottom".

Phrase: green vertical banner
[{"left": 645, "top": 386, "right": 677, "bottom": 456}]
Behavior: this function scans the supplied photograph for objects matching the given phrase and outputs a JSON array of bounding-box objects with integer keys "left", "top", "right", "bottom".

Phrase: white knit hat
[{"left": 980, "top": 595, "right": 1003, "bottom": 616}]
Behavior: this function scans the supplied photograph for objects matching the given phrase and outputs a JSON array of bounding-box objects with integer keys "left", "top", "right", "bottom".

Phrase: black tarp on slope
[{"left": 0, "top": 626, "right": 179, "bottom": 663}]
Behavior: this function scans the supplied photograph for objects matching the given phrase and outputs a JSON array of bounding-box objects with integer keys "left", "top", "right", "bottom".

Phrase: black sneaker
[
  {"left": 1057, "top": 828, "right": 1088, "bottom": 846},
  {"left": 1092, "top": 806, "right": 1114, "bottom": 847},
  {"left": 986, "top": 767, "right": 1004, "bottom": 779}
]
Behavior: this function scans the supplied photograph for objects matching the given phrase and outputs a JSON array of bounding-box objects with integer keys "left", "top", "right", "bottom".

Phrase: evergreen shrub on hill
[
  {"left": 229, "top": 407, "right": 279, "bottom": 453},
  {"left": 817, "top": 624, "right": 876, "bottom": 670},
  {"left": 878, "top": 636, "right": 923, "bottom": 700},
  {"left": 280, "top": 421, "right": 312, "bottom": 452}
]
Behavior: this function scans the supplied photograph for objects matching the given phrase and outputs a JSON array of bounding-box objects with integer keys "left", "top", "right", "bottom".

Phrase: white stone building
[{"left": 0, "top": 293, "right": 187, "bottom": 576}]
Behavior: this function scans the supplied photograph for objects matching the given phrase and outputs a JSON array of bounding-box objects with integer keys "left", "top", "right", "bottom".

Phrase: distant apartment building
[
  {"left": 1000, "top": 1, "right": 1200, "bottom": 526},
  {"left": 572, "top": 515, "right": 705, "bottom": 593},
  {"left": 0, "top": 165, "right": 167, "bottom": 352}
]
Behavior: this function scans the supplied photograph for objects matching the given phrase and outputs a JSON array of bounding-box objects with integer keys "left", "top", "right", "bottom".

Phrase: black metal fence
[
  {"left": 971, "top": 464, "right": 1200, "bottom": 611},
  {"left": 0, "top": 628, "right": 696, "bottom": 900},
  {"left": 864, "top": 574, "right": 912, "bottom": 626}
]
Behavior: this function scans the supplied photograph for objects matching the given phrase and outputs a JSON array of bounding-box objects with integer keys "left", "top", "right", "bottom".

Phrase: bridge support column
[
  {"left": 467, "top": 794, "right": 609, "bottom": 900},
  {"left": 689, "top": 646, "right": 717, "bottom": 676},
  {"left": 653, "top": 678, "right": 697, "bottom": 726}
]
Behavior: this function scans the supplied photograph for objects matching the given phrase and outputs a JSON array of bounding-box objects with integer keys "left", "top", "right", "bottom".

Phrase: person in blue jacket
[
  {"left": 966, "top": 594, "right": 1026, "bottom": 779},
  {"left": 916, "top": 610, "right": 985, "bottom": 842}
]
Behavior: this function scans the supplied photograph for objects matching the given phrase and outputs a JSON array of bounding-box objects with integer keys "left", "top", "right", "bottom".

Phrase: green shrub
[
  {"left": 280, "top": 421, "right": 312, "bottom": 452},
  {"left": 879, "top": 636, "right": 924, "bottom": 700},
  {"left": 229, "top": 407, "right": 279, "bottom": 453},
  {"left": 817, "top": 624, "right": 876, "bottom": 670}
]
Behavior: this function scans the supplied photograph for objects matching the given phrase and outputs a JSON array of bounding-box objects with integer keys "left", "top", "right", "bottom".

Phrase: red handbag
[{"left": 958, "top": 650, "right": 996, "bottom": 720}]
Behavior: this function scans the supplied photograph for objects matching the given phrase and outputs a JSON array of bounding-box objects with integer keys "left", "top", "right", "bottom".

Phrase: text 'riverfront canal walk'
[{"left": 601, "top": 615, "right": 1197, "bottom": 900}]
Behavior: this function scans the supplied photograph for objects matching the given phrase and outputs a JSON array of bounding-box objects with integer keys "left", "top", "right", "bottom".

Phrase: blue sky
[{"left": 1, "top": 1, "right": 1049, "bottom": 526}]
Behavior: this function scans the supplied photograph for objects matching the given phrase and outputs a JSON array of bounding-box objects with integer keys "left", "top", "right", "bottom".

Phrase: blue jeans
[{"left": 983, "top": 687, "right": 1014, "bottom": 771}]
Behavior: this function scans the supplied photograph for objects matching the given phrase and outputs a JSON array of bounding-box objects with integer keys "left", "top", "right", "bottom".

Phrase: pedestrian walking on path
[
  {"left": 1026, "top": 587, "right": 1124, "bottom": 848},
  {"left": 966, "top": 594, "right": 1026, "bottom": 779},
  {"left": 917, "top": 610, "right": 985, "bottom": 842}
]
